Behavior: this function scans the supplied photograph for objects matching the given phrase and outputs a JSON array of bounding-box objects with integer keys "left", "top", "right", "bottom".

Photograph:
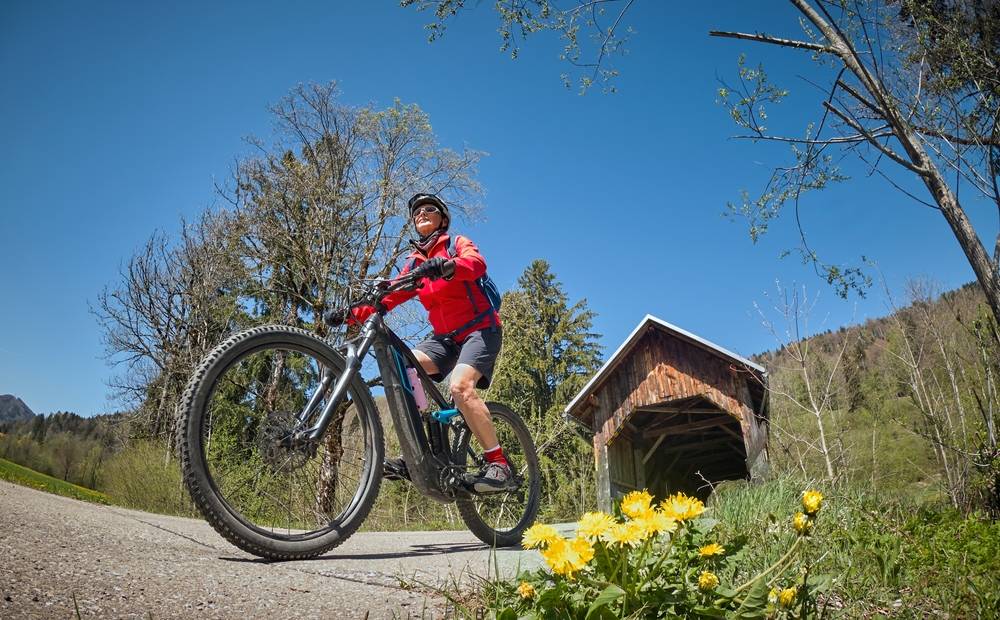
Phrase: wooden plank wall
[{"left": 592, "top": 329, "right": 759, "bottom": 450}]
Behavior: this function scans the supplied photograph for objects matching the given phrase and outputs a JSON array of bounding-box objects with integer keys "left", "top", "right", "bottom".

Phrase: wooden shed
[{"left": 564, "top": 315, "right": 769, "bottom": 511}]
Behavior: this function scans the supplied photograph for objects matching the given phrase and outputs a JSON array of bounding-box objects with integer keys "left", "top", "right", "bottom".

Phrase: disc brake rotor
[{"left": 257, "top": 411, "right": 310, "bottom": 473}]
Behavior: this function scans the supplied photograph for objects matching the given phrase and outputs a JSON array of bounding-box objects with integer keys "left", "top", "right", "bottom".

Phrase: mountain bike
[{"left": 177, "top": 270, "right": 540, "bottom": 560}]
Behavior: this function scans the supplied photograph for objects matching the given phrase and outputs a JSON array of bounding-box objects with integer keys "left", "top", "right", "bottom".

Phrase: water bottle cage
[{"left": 431, "top": 408, "right": 461, "bottom": 424}]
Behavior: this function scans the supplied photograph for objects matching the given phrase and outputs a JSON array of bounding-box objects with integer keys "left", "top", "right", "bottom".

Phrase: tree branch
[
  {"left": 835, "top": 79, "right": 885, "bottom": 118},
  {"left": 731, "top": 129, "right": 890, "bottom": 145},
  {"left": 708, "top": 30, "right": 837, "bottom": 54},
  {"left": 822, "top": 102, "right": 927, "bottom": 174}
]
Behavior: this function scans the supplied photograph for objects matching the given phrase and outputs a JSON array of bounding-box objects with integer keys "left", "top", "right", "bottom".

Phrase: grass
[{"left": 0, "top": 457, "right": 111, "bottom": 505}]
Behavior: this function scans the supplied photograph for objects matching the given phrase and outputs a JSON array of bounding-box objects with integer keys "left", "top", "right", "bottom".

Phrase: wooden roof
[{"left": 564, "top": 314, "right": 767, "bottom": 422}]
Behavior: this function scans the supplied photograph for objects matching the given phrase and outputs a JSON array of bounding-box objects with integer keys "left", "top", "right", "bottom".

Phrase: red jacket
[{"left": 351, "top": 233, "right": 501, "bottom": 341}]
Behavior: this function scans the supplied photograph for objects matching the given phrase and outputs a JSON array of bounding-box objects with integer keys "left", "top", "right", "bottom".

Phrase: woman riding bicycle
[{"left": 327, "top": 193, "right": 510, "bottom": 492}]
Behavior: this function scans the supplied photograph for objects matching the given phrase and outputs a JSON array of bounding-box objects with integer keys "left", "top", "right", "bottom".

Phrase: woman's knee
[{"left": 449, "top": 373, "right": 479, "bottom": 402}]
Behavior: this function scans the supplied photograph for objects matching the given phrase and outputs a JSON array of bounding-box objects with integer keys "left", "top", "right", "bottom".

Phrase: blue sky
[{"left": 0, "top": 1, "right": 984, "bottom": 417}]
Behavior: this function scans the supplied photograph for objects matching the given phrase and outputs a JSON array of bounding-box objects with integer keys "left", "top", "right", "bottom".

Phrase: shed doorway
[{"left": 605, "top": 395, "right": 748, "bottom": 500}]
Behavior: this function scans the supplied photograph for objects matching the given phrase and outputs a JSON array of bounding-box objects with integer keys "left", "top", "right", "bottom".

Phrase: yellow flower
[
  {"left": 540, "top": 536, "right": 571, "bottom": 574},
  {"left": 768, "top": 588, "right": 779, "bottom": 605},
  {"left": 517, "top": 581, "right": 535, "bottom": 599},
  {"left": 570, "top": 536, "right": 595, "bottom": 565},
  {"left": 620, "top": 490, "right": 655, "bottom": 519},
  {"left": 522, "top": 523, "right": 560, "bottom": 549},
  {"left": 634, "top": 509, "right": 678, "bottom": 537},
  {"left": 659, "top": 492, "right": 706, "bottom": 521},
  {"left": 605, "top": 520, "right": 647, "bottom": 547},
  {"left": 698, "top": 571, "right": 720, "bottom": 591},
  {"left": 699, "top": 542, "right": 725, "bottom": 557},
  {"left": 540, "top": 535, "right": 593, "bottom": 578},
  {"left": 802, "top": 490, "right": 823, "bottom": 515},
  {"left": 577, "top": 511, "right": 616, "bottom": 541},
  {"left": 792, "top": 512, "right": 814, "bottom": 535},
  {"left": 778, "top": 587, "right": 797, "bottom": 608}
]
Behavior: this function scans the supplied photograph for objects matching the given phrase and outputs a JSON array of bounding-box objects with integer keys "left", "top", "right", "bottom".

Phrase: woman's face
[{"left": 413, "top": 205, "right": 443, "bottom": 236}]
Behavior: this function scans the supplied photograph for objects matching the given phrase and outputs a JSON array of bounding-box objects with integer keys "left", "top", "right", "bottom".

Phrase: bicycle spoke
[{"left": 201, "top": 343, "right": 374, "bottom": 538}]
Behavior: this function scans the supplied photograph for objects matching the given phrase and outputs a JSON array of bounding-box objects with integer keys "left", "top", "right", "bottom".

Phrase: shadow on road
[{"left": 218, "top": 541, "right": 489, "bottom": 563}]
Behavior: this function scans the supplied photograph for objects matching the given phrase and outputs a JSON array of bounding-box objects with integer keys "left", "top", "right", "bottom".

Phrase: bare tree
[
  {"left": 756, "top": 283, "right": 851, "bottom": 480},
  {"left": 93, "top": 209, "right": 239, "bottom": 446},
  {"left": 711, "top": 0, "right": 1000, "bottom": 322},
  {"left": 880, "top": 277, "right": 1000, "bottom": 509},
  {"left": 223, "top": 83, "right": 484, "bottom": 332},
  {"left": 96, "top": 83, "right": 484, "bottom": 446}
]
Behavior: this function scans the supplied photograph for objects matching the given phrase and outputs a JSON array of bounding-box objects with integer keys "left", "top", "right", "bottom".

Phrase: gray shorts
[{"left": 414, "top": 328, "right": 503, "bottom": 389}]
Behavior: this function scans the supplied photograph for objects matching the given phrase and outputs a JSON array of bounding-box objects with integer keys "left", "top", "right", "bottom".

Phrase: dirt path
[{"left": 0, "top": 481, "right": 544, "bottom": 619}]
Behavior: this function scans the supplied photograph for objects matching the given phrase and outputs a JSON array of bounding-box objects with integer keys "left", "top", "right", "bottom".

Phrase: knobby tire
[{"left": 177, "top": 325, "right": 384, "bottom": 560}]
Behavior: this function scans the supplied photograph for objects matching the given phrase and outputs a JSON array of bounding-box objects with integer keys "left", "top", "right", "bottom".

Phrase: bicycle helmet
[{"left": 408, "top": 193, "right": 450, "bottom": 231}]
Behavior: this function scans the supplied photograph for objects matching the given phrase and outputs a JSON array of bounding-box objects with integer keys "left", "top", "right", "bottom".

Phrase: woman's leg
[{"left": 449, "top": 363, "right": 498, "bottom": 450}]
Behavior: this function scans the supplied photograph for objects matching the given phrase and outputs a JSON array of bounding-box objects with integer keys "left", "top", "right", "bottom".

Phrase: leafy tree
[
  {"left": 843, "top": 329, "right": 869, "bottom": 413},
  {"left": 488, "top": 259, "right": 603, "bottom": 518},
  {"left": 490, "top": 260, "right": 602, "bottom": 421}
]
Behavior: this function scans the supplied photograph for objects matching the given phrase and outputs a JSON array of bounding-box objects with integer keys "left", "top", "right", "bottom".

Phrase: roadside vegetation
[
  {"left": 471, "top": 477, "right": 999, "bottom": 618},
  {"left": 0, "top": 457, "right": 110, "bottom": 505}
]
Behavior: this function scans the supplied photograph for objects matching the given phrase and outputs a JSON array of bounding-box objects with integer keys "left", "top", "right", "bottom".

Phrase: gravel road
[{"left": 0, "top": 481, "right": 547, "bottom": 619}]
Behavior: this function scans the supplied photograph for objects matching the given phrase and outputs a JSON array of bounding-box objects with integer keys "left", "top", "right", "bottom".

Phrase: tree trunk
[
  {"left": 924, "top": 170, "right": 1000, "bottom": 327},
  {"left": 315, "top": 404, "right": 348, "bottom": 517}
]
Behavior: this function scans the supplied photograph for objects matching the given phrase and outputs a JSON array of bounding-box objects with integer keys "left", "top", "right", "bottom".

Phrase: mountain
[{"left": 0, "top": 395, "right": 36, "bottom": 423}]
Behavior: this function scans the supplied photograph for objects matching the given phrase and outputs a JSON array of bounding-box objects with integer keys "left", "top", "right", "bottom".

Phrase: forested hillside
[{"left": 754, "top": 281, "right": 998, "bottom": 513}]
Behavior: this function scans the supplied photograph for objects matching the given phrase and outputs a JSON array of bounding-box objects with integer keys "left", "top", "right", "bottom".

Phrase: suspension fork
[{"left": 296, "top": 317, "right": 379, "bottom": 443}]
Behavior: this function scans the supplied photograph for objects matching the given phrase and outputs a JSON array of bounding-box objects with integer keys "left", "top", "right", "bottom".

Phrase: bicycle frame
[{"left": 294, "top": 309, "right": 473, "bottom": 503}]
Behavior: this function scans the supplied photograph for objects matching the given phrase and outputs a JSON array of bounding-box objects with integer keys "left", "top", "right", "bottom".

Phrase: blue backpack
[{"left": 445, "top": 235, "right": 503, "bottom": 314}]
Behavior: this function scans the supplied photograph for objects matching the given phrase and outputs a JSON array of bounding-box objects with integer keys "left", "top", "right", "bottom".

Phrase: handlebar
[
  {"left": 331, "top": 271, "right": 425, "bottom": 319},
  {"left": 327, "top": 260, "right": 454, "bottom": 326}
]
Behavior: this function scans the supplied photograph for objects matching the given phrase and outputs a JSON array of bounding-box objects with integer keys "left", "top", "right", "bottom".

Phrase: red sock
[{"left": 483, "top": 445, "right": 508, "bottom": 467}]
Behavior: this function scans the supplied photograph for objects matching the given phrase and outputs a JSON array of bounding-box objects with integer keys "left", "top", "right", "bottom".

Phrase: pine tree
[{"left": 488, "top": 259, "right": 603, "bottom": 518}]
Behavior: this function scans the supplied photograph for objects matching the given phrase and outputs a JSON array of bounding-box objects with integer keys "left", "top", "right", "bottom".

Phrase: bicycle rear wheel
[
  {"left": 178, "top": 325, "right": 383, "bottom": 560},
  {"left": 455, "top": 402, "right": 541, "bottom": 547}
]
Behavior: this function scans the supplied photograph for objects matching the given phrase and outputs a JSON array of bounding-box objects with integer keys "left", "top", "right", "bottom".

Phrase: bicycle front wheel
[
  {"left": 178, "top": 325, "right": 383, "bottom": 560},
  {"left": 456, "top": 402, "right": 541, "bottom": 547}
]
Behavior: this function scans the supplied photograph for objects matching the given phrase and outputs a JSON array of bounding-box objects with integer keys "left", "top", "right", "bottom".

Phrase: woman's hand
[{"left": 413, "top": 257, "right": 454, "bottom": 280}]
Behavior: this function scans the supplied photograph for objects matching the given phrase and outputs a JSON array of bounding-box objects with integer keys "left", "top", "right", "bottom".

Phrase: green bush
[{"left": 98, "top": 441, "right": 197, "bottom": 517}]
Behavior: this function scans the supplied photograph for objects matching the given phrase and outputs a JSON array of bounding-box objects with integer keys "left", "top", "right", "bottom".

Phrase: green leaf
[
  {"left": 536, "top": 586, "right": 562, "bottom": 612},
  {"left": 806, "top": 573, "right": 834, "bottom": 593},
  {"left": 496, "top": 608, "right": 518, "bottom": 620},
  {"left": 693, "top": 604, "right": 729, "bottom": 618},
  {"left": 692, "top": 518, "right": 720, "bottom": 534},
  {"left": 585, "top": 584, "right": 626, "bottom": 620},
  {"left": 732, "top": 579, "right": 770, "bottom": 619}
]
